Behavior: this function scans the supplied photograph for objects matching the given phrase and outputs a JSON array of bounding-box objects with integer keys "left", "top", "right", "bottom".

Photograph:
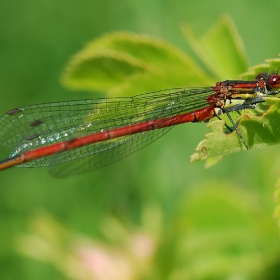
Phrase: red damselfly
[{"left": 0, "top": 72, "right": 279, "bottom": 178}]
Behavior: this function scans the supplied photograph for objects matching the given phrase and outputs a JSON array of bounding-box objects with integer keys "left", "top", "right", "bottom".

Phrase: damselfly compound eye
[{"left": 269, "top": 74, "right": 280, "bottom": 89}]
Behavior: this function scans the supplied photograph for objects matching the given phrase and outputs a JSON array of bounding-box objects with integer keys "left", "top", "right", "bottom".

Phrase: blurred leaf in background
[
  {"left": 16, "top": 182, "right": 280, "bottom": 280},
  {"left": 61, "top": 15, "right": 247, "bottom": 95}
]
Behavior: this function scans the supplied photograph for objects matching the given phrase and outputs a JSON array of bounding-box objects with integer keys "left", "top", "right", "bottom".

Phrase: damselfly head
[
  {"left": 268, "top": 73, "right": 280, "bottom": 89},
  {"left": 255, "top": 72, "right": 280, "bottom": 90}
]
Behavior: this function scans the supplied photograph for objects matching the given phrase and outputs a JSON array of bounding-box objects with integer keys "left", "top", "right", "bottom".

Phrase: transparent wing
[{"left": 0, "top": 87, "right": 214, "bottom": 176}]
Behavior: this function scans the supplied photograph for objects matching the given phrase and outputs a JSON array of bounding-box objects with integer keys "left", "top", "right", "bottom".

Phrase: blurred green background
[{"left": 1, "top": 0, "right": 280, "bottom": 279}]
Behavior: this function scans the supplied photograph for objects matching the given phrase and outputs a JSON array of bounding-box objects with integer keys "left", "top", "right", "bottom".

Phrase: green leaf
[
  {"left": 62, "top": 51, "right": 150, "bottom": 91},
  {"left": 191, "top": 97, "right": 280, "bottom": 164},
  {"left": 190, "top": 120, "right": 247, "bottom": 164},
  {"left": 61, "top": 31, "right": 213, "bottom": 95},
  {"left": 182, "top": 14, "right": 248, "bottom": 79}
]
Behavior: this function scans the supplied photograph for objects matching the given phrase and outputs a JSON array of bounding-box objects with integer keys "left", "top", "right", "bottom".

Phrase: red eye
[{"left": 269, "top": 74, "right": 280, "bottom": 89}]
